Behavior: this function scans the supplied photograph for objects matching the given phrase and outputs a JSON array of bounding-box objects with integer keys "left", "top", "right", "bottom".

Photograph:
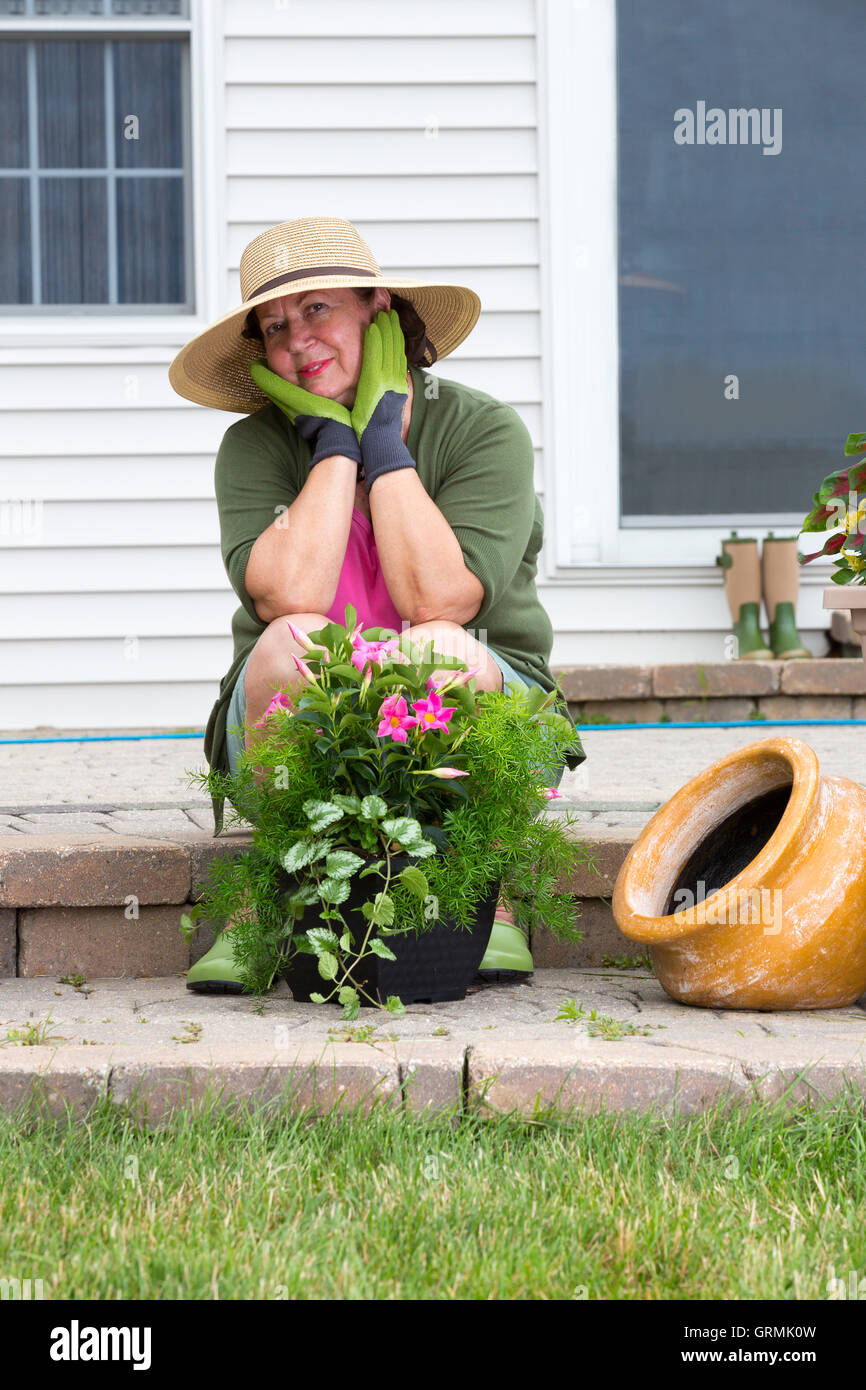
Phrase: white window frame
[
  {"left": 536, "top": 0, "right": 827, "bottom": 577},
  {"left": 0, "top": 0, "right": 224, "bottom": 358}
]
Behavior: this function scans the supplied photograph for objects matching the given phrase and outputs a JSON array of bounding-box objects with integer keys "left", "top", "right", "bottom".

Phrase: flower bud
[
  {"left": 284, "top": 619, "right": 315, "bottom": 651},
  {"left": 291, "top": 652, "right": 317, "bottom": 683}
]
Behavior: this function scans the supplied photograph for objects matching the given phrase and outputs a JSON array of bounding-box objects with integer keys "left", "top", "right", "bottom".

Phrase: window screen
[{"left": 617, "top": 0, "right": 866, "bottom": 524}]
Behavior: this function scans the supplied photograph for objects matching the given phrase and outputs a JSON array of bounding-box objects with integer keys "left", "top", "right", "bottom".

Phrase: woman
[{"left": 169, "top": 216, "right": 585, "bottom": 991}]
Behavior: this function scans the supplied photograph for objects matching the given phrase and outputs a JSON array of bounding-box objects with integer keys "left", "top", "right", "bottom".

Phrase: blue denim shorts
[{"left": 224, "top": 642, "right": 566, "bottom": 789}]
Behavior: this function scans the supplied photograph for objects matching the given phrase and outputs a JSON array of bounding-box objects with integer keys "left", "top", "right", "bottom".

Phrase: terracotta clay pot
[{"left": 612, "top": 737, "right": 866, "bottom": 1010}]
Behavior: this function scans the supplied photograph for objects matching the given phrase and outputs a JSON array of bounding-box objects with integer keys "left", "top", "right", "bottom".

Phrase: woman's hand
[
  {"left": 248, "top": 358, "right": 362, "bottom": 471},
  {"left": 351, "top": 310, "right": 416, "bottom": 493}
]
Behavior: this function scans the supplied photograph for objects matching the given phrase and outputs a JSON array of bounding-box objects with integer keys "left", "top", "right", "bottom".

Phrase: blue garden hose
[
  {"left": 0, "top": 732, "right": 206, "bottom": 744},
  {"left": 574, "top": 719, "right": 866, "bottom": 731},
  {"left": 2, "top": 718, "right": 866, "bottom": 745}
]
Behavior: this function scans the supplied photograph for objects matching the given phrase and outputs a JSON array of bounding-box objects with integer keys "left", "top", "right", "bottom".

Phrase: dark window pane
[
  {"left": 112, "top": 0, "right": 187, "bottom": 13},
  {"left": 0, "top": 179, "right": 31, "bottom": 303},
  {"left": 617, "top": 0, "right": 866, "bottom": 520},
  {"left": 35, "top": 1, "right": 105, "bottom": 12},
  {"left": 0, "top": 1, "right": 189, "bottom": 11},
  {"left": 40, "top": 176, "right": 107, "bottom": 301},
  {"left": 35, "top": 2, "right": 105, "bottom": 13},
  {"left": 116, "top": 175, "right": 183, "bottom": 302},
  {"left": 114, "top": 40, "right": 182, "bottom": 167},
  {"left": 37, "top": 40, "right": 105, "bottom": 168},
  {"left": 0, "top": 1, "right": 103, "bottom": 10},
  {"left": 0, "top": 43, "right": 28, "bottom": 167}
]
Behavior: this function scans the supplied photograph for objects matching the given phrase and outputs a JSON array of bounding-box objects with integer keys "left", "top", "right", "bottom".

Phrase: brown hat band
[{"left": 246, "top": 264, "right": 377, "bottom": 301}]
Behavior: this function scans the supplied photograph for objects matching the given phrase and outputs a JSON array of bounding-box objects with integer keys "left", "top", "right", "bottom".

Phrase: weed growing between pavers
[
  {"left": 1, "top": 1014, "right": 66, "bottom": 1047},
  {"left": 0, "top": 1084, "right": 864, "bottom": 1300},
  {"left": 553, "top": 999, "right": 662, "bottom": 1037},
  {"left": 600, "top": 952, "right": 654, "bottom": 971}
]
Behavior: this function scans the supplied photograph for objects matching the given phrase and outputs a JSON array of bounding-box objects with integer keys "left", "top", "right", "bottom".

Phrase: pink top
[{"left": 325, "top": 508, "right": 405, "bottom": 639}]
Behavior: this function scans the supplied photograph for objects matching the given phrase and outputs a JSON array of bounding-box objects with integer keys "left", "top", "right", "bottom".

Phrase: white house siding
[{"left": 0, "top": 0, "right": 581, "bottom": 733}]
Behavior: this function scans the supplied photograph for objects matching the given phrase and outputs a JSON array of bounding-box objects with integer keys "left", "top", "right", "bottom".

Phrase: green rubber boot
[
  {"left": 186, "top": 930, "right": 244, "bottom": 994},
  {"left": 768, "top": 601, "right": 810, "bottom": 660},
  {"left": 761, "top": 535, "right": 810, "bottom": 658},
  {"left": 732, "top": 601, "right": 775, "bottom": 660},
  {"left": 716, "top": 534, "right": 774, "bottom": 659},
  {"left": 476, "top": 918, "right": 534, "bottom": 981}
]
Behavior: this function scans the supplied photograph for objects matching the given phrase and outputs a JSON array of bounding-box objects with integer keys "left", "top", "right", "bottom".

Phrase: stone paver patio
[{"left": 0, "top": 720, "right": 865, "bottom": 1120}]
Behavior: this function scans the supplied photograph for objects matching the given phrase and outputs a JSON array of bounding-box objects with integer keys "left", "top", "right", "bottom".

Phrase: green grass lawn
[{"left": 1, "top": 1088, "right": 864, "bottom": 1300}]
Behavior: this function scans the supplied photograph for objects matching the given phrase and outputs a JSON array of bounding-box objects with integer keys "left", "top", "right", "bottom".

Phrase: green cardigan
[{"left": 204, "top": 364, "right": 585, "bottom": 834}]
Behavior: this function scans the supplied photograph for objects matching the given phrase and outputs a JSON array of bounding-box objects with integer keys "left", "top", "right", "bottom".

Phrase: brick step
[
  {"left": 6, "top": 974, "right": 864, "bottom": 1122},
  {"left": 0, "top": 823, "right": 637, "bottom": 980},
  {"left": 554, "top": 658, "right": 866, "bottom": 723}
]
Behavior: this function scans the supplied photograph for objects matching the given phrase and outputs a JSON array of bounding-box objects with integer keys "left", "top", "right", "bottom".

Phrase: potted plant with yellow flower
[{"left": 182, "top": 607, "right": 591, "bottom": 1019}]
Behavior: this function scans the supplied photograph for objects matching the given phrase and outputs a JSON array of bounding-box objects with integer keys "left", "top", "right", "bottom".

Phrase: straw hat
[{"left": 168, "top": 216, "right": 481, "bottom": 414}]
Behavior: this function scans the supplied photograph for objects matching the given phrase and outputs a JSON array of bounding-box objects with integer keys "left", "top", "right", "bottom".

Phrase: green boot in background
[
  {"left": 761, "top": 533, "right": 810, "bottom": 659},
  {"left": 716, "top": 533, "right": 774, "bottom": 659}
]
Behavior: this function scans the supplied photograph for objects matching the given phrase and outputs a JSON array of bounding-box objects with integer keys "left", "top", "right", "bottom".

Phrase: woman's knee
[
  {"left": 404, "top": 620, "right": 502, "bottom": 692},
  {"left": 265, "top": 610, "right": 331, "bottom": 641},
  {"left": 245, "top": 611, "right": 330, "bottom": 703}
]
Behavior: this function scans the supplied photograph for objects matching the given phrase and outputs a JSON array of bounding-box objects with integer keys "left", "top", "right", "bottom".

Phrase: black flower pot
[{"left": 277, "top": 845, "right": 500, "bottom": 1006}]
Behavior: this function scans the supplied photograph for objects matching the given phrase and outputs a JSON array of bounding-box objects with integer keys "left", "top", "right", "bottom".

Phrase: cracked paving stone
[
  {"left": 0, "top": 816, "right": 31, "bottom": 833},
  {"left": 11, "top": 814, "right": 117, "bottom": 834},
  {"left": 97, "top": 810, "right": 204, "bottom": 838}
]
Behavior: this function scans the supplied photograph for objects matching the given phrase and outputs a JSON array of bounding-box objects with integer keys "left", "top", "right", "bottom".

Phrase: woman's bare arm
[{"left": 244, "top": 454, "right": 357, "bottom": 622}]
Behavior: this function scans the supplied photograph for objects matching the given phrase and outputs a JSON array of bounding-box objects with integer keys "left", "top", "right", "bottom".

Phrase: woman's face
[{"left": 255, "top": 286, "right": 391, "bottom": 407}]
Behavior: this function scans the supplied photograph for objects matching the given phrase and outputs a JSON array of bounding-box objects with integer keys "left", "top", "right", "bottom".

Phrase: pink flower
[
  {"left": 424, "top": 767, "right": 469, "bottom": 779},
  {"left": 350, "top": 634, "right": 401, "bottom": 674},
  {"left": 268, "top": 690, "right": 292, "bottom": 714},
  {"left": 426, "top": 673, "right": 453, "bottom": 691},
  {"left": 253, "top": 690, "right": 292, "bottom": 729},
  {"left": 376, "top": 694, "right": 419, "bottom": 743},
  {"left": 427, "top": 665, "right": 481, "bottom": 693},
  {"left": 541, "top": 787, "right": 562, "bottom": 800},
  {"left": 411, "top": 689, "right": 457, "bottom": 734}
]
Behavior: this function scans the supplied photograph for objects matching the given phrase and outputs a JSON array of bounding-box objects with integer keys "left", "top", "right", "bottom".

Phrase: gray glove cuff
[
  {"left": 302, "top": 417, "right": 363, "bottom": 469},
  {"left": 361, "top": 429, "right": 416, "bottom": 493}
]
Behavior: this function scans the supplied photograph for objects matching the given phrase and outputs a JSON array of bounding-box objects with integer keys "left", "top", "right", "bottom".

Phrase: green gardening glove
[
  {"left": 350, "top": 309, "right": 415, "bottom": 493},
  {"left": 248, "top": 358, "right": 362, "bottom": 471}
]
